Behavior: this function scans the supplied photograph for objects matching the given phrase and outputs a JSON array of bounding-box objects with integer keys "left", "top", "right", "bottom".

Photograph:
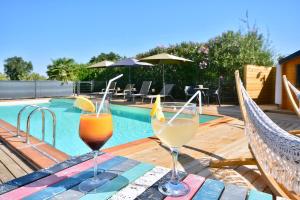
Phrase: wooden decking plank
[
  {"left": 192, "top": 179, "right": 225, "bottom": 200},
  {"left": 0, "top": 153, "right": 114, "bottom": 200},
  {"left": 219, "top": 183, "right": 248, "bottom": 200},
  {"left": 196, "top": 167, "right": 214, "bottom": 178},
  {"left": 52, "top": 159, "right": 140, "bottom": 200},
  {"left": 135, "top": 171, "right": 187, "bottom": 200},
  {"left": 0, "top": 145, "right": 27, "bottom": 178},
  {"left": 23, "top": 156, "right": 128, "bottom": 200},
  {"left": 0, "top": 152, "right": 94, "bottom": 195},
  {"left": 0, "top": 161, "right": 15, "bottom": 183},
  {"left": 0, "top": 143, "right": 33, "bottom": 174},
  {"left": 80, "top": 163, "right": 154, "bottom": 200},
  {"left": 247, "top": 189, "right": 273, "bottom": 200},
  {"left": 252, "top": 176, "right": 269, "bottom": 192},
  {"left": 110, "top": 166, "right": 170, "bottom": 200}
]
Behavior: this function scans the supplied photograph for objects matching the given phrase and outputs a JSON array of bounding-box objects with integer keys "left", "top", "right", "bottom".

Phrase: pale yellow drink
[{"left": 152, "top": 118, "right": 198, "bottom": 148}]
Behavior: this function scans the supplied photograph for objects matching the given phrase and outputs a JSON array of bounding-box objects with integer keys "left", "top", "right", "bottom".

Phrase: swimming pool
[{"left": 0, "top": 99, "right": 220, "bottom": 156}]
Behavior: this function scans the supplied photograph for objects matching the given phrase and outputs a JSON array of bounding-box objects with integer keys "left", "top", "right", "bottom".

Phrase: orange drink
[{"left": 79, "top": 113, "right": 113, "bottom": 150}]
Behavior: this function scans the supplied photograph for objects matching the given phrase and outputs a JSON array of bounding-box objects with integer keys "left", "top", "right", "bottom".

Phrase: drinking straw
[
  {"left": 168, "top": 90, "right": 201, "bottom": 125},
  {"left": 97, "top": 74, "right": 123, "bottom": 117}
]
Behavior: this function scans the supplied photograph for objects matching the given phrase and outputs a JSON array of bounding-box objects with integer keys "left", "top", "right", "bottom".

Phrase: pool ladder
[{"left": 16, "top": 105, "right": 57, "bottom": 147}]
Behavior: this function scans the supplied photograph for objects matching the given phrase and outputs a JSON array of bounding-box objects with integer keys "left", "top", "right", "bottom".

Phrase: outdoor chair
[
  {"left": 283, "top": 75, "right": 300, "bottom": 118},
  {"left": 207, "top": 88, "right": 221, "bottom": 106},
  {"left": 210, "top": 70, "right": 300, "bottom": 199},
  {"left": 113, "top": 84, "right": 135, "bottom": 99},
  {"left": 89, "top": 81, "right": 117, "bottom": 99},
  {"left": 130, "top": 81, "right": 152, "bottom": 102},
  {"left": 184, "top": 86, "right": 204, "bottom": 105},
  {"left": 145, "top": 84, "right": 175, "bottom": 103},
  {"left": 184, "top": 86, "right": 196, "bottom": 100}
]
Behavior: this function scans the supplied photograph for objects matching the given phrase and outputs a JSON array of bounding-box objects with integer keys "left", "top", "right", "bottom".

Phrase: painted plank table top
[{"left": 0, "top": 152, "right": 276, "bottom": 200}]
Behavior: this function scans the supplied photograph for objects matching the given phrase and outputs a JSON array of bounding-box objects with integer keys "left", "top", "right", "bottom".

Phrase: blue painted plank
[
  {"left": 247, "top": 189, "right": 272, "bottom": 200},
  {"left": 0, "top": 152, "right": 96, "bottom": 195},
  {"left": 23, "top": 156, "right": 127, "bottom": 200},
  {"left": 192, "top": 179, "right": 225, "bottom": 200},
  {"left": 134, "top": 171, "right": 187, "bottom": 200},
  {"left": 80, "top": 163, "right": 154, "bottom": 200},
  {"left": 220, "top": 183, "right": 247, "bottom": 200},
  {"left": 52, "top": 159, "right": 140, "bottom": 200}
]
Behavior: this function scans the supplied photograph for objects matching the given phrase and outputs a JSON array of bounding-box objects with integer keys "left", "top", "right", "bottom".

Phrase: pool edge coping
[{"left": 0, "top": 119, "right": 69, "bottom": 170}]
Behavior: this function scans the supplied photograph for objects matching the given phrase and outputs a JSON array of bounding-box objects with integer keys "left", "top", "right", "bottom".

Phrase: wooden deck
[
  {"left": 0, "top": 141, "right": 34, "bottom": 183},
  {"left": 0, "top": 98, "right": 299, "bottom": 196},
  {"left": 104, "top": 104, "right": 300, "bottom": 195}
]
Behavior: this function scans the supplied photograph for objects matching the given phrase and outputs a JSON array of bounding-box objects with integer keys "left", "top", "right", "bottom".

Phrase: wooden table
[{"left": 0, "top": 152, "right": 275, "bottom": 200}]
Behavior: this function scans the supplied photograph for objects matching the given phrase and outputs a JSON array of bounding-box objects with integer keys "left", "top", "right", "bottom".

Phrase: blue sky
[{"left": 0, "top": 0, "right": 299, "bottom": 75}]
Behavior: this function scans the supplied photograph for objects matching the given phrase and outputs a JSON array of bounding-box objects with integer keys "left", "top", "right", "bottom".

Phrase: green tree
[
  {"left": 46, "top": 58, "right": 76, "bottom": 82},
  {"left": 23, "top": 72, "right": 47, "bottom": 80},
  {"left": 135, "top": 30, "right": 274, "bottom": 99},
  {"left": 4, "top": 57, "right": 33, "bottom": 80},
  {"left": 89, "top": 52, "right": 122, "bottom": 64},
  {"left": 0, "top": 72, "right": 8, "bottom": 80},
  {"left": 207, "top": 30, "right": 274, "bottom": 80},
  {"left": 73, "top": 63, "right": 94, "bottom": 81}
]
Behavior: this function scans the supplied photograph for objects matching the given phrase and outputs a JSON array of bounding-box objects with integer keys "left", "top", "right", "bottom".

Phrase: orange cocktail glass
[
  {"left": 78, "top": 102, "right": 113, "bottom": 193},
  {"left": 80, "top": 113, "right": 113, "bottom": 150}
]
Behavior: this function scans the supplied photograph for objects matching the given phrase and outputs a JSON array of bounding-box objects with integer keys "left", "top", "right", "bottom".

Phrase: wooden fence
[{"left": 244, "top": 65, "right": 276, "bottom": 104}]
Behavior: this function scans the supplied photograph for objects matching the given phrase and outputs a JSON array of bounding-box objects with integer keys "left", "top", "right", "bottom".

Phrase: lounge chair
[
  {"left": 89, "top": 82, "right": 117, "bottom": 99},
  {"left": 210, "top": 71, "right": 300, "bottom": 199},
  {"left": 130, "top": 81, "right": 152, "bottom": 102},
  {"left": 145, "top": 84, "right": 175, "bottom": 103},
  {"left": 283, "top": 75, "right": 300, "bottom": 117},
  {"left": 113, "top": 84, "right": 135, "bottom": 99}
]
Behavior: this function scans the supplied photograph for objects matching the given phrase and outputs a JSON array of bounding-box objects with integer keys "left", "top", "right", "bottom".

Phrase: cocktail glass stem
[
  {"left": 170, "top": 147, "right": 179, "bottom": 184},
  {"left": 93, "top": 150, "right": 98, "bottom": 179},
  {"left": 158, "top": 146, "right": 189, "bottom": 196}
]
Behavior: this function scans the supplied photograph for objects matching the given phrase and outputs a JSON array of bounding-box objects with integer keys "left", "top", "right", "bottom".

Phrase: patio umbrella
[
  {"left": 139, "top": 53, "right": 193, "bottom": 95},
  {"left": 110, "top": 58, "right": 153, "bottom": 84},
  {"left": 87, "top": 60, "right": 114, "bottom": 68}
]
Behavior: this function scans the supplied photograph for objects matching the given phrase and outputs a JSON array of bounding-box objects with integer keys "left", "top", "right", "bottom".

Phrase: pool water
[{"left": 0, "top": 99, "right": 220, "bottom": 156}]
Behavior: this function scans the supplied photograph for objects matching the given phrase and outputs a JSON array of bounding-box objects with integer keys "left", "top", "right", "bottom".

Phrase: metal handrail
[
  {"left": 17, "top": 105, "right": 40, "bottom": 137},
  {"left": 26, "top": 107, "right": 57, "bottom": 147}
]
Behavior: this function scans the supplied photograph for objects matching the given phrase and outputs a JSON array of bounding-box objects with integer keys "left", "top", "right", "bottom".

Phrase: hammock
[
  {"left": 283, "top": 75, "right": 300, "bottom": 117},
  {"left": 239, "top": 74, "right": 300, "bottom": 195}
]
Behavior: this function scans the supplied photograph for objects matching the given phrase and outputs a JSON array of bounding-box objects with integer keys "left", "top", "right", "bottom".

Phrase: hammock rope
[{"left": 239, "top": 79, "right": 300, "bottom": 194}]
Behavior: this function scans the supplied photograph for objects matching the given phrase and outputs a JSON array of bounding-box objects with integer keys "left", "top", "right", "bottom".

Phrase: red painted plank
[
  {"left": 164, "top": 174, "right": 205, "bottom": 200},
  {"left": 0, "top": 153, "right": 113, "bottom": 200}
]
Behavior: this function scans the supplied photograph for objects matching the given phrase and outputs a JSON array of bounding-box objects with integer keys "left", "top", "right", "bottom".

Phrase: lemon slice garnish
[
  {"left": 74, "top": 96, "right": 96, "bottom": 112},
  {"left": 150, "top": 95, "right": 161, "bottom": 117},
  {"left": 156, "top": 107, "right": 165, "bottom": 122},
  {"left": 150, "top": 95, "right": 165, "bottom": 122}
]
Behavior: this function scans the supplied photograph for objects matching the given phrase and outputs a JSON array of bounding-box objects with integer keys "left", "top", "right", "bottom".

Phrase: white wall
[{"left": 275, "top": 64, "right": 282, "bottom": 105}]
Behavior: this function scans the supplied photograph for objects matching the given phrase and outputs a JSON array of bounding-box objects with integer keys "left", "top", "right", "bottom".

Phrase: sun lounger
[
  {"left": 89, "top": 82, "right": 117, "bottom": 98},
  {"left": 210, "top": 70, "right": 300, "bottom": 199},
  {"left": 113, "top": 84, "right": 135, "bottom": 99},
  {"left": 145, "top": 84, "right": 175, "bottom": 103},
  {"left": 130, "top": 81, "right": 152, "bottom": 102}
]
